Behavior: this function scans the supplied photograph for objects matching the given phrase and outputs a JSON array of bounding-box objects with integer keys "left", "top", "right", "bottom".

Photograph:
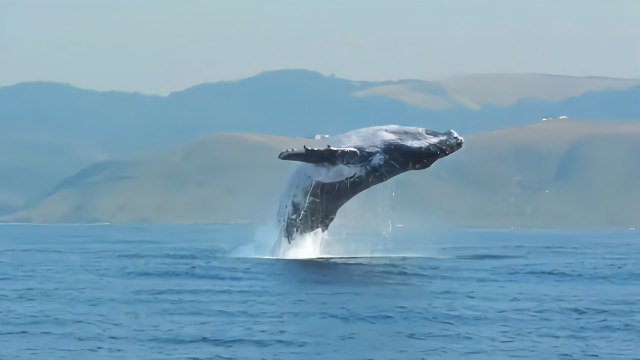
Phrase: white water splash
[
  {"left": 230, "top": 224, "right": 279, "bottom": 258},
  {"left": 230, "top": 224, "right": 327, "bottom": 259},
  {"left": 273, "top": 228, "right": 327, "bottom": 259},
  {"left": 231, "top": 222, "right": 397, "bottom": 259}
]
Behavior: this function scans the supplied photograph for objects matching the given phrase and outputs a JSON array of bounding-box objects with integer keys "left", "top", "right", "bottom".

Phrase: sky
[{"left": 1, "top": 0, "right": 639, "bottom": 95}]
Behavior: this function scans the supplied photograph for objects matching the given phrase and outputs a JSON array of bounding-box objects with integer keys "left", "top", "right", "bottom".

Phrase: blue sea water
[{"left": 0, "top": 224, "right": 638, "bottom": 359}]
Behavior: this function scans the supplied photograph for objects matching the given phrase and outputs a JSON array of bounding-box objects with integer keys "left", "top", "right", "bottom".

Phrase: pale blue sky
[{"left": 1, "top": 0, "right": 638, "bottom": 94}]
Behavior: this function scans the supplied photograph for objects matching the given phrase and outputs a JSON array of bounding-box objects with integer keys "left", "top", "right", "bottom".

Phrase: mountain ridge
[{"left": 1, "top": 70, "right": 638, "bottom": 215}]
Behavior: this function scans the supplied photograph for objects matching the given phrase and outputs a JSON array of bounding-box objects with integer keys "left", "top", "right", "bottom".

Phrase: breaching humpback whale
[{"left": 276, "top": 125, "right": 464, "bottom": 245}]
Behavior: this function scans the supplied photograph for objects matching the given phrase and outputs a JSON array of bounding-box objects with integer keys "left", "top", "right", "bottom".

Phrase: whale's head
[
  {"left": 442, "top": 130, "right": 464, "bottom": 153},
  {"left": 382, "top": 128, "right": 464, "bottom": 170}
]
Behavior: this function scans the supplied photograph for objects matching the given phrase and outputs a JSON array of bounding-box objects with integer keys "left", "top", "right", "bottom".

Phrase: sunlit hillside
[{"left": 5, "top": 119, "right": 638, "bottom": 228}]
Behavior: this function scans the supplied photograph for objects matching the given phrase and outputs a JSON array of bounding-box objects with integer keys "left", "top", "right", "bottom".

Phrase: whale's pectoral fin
[{"left": 278, "top": 146, "right": 360, "bottom": 165}]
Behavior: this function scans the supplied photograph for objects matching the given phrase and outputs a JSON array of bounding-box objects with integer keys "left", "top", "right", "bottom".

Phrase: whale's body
[{"left": 275, "top": 125, "right": 464, "bottom": 247}]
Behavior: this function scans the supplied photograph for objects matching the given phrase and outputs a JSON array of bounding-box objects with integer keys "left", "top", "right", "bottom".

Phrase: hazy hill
[
  {"left": 1, "top": 70, "right": 638, "bottom": 215},
  {"left": 5, "top": 119, "right": 638, "bottom": 228},
  {"left": 2, "top": 134, "right": 323, "bottom": 224},
  {"left": 3, "top": 71, "right": 638, "bottom": 144},
  {"left": 389, "top": 119, "right": 640, "bottom": 228}
]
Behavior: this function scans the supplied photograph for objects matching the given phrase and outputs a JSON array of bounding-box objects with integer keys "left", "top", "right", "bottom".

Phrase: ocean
[{"left": 1, "top": 224, "right": 638, "bottom": 359}]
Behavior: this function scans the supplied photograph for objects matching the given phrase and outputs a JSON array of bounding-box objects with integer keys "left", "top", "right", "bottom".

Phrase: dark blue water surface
[{"left": 1, "top": 224, "right": 639, "bottom": 359}]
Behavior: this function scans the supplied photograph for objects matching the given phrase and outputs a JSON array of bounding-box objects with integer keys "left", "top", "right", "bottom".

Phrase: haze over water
[{"left": 1, "top": 224, "right": 638, "bottom": 359}]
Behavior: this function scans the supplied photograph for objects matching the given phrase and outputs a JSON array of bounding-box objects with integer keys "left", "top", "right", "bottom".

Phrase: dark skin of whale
[{"left": 277, "top": 127, "right": 464, "bottom": 242}]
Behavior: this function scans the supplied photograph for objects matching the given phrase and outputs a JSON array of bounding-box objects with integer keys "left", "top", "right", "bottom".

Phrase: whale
[{"left": 275, "top": 125, "right": 464, "bottom": 247}]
